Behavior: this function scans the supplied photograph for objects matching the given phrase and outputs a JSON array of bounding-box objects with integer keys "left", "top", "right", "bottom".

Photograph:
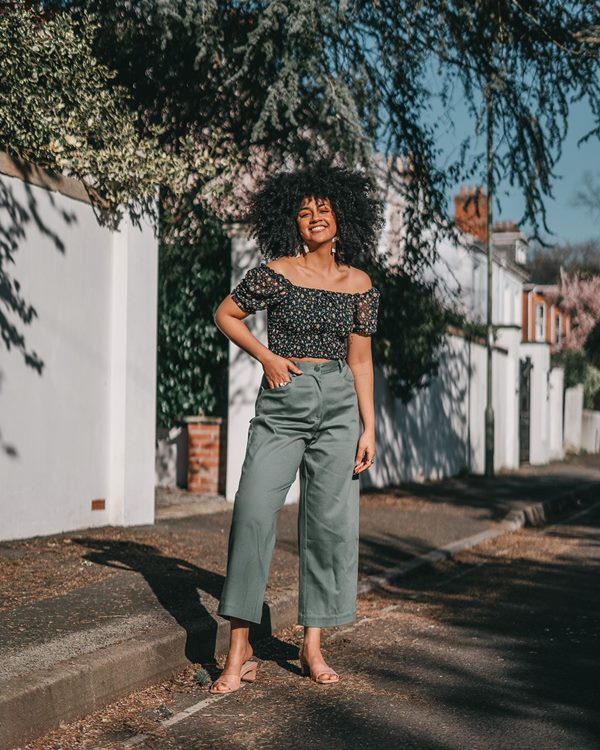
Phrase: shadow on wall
[
  {"left": 0, "top": 175, "right": 77, "bottom": 458},
  {"left": 374, "top": 336, "right": 473, "bottom": 485}
]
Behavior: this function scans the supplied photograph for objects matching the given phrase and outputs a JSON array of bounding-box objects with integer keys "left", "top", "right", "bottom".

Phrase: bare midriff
[{"left": 287, "top": 356, "right": 336, "bottom": 363}]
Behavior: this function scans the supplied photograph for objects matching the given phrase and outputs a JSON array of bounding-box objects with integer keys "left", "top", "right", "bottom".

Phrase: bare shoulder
[
  {"left": 345, "top": 265, "right": 374, "bottom": 293},
  {"left": 264, "top": 256, "right": 293, "bottom": 274}
]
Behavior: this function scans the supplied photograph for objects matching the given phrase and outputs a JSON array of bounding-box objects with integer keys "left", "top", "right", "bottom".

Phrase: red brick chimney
[
  {"left": 493, "top": 220, "right": 519, "bottom": 233},
  {"left": 454, "top": 185, "right": 488, "bottom": 242}
]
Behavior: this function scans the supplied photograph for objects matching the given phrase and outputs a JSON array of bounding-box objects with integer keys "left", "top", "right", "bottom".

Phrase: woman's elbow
[{"left": 213, "top": 300, "right": 227, "bottom": 329}]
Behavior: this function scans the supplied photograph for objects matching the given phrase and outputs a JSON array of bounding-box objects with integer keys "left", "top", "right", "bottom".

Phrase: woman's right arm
[
  {"left": 213, "top": 296, "right": 302, "bottom": 386},
  {"left": 213, "top": 295, "right": 273, "bottom": 365}
]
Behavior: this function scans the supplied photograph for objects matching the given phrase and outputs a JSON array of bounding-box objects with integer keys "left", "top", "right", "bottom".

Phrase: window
[
  {"left": 555, "top": 313, "right": 561, "bottom": 346},
  {"left": 536, "top": 303, "right": 545, "bottom": 342}
]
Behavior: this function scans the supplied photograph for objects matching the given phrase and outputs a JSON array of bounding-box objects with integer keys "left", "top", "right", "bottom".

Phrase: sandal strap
[{"left": 210, "top": 659, "right": 255, "bottom": 692}]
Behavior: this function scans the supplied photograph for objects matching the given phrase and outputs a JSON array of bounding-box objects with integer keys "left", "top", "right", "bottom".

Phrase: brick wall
[{"left": 185, "top": 416, "right": 227, "bottom": 495}]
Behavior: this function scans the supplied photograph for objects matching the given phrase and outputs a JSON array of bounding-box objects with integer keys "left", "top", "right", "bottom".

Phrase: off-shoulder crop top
[{"left": 229, "top": 262, "right": 380, "bottom": 360}]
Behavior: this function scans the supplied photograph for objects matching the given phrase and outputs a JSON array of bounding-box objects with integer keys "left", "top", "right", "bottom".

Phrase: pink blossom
[{"left": 547, "top": 268, "right": 600, "bottom": 350}]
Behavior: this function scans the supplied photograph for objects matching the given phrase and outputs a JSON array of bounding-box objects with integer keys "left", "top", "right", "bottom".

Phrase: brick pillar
[{"left": 184, "top": 416, "right": 227, "bottom": 495}]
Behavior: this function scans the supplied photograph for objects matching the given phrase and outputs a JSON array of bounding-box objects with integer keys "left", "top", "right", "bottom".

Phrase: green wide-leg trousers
[{"left": 217, "top": 358, "right": 361, "bottom": 627}]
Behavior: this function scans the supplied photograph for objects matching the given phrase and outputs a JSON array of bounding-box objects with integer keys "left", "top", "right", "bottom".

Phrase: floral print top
[{"left": 229, "top": 263, "right": 380, "bottom": 359}]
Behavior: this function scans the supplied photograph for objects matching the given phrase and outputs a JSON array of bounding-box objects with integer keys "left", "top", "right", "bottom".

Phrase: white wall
[
  {"left": 368, "top": 334, "right": 474, "bottom": 485},
  {"left": 495, "top": 326, "right": 522, "bottom": 470},
  {"left": 366, "top": 333, "right": 522, "bottom": 486},
  {"left": 225, "top": 230, "right": 300, "bottom": 503},
  {"left": 549, "top": 367, "right": 565, "bottom": 460},
  {"left": 564, "top": 384, "right": 584, "bottom": 453},
  {"left": 519, "top": 342, "right": 551, "bottom": 465},
  {"left": 432, "top": 237, "right": 523, "bottom": 328},
  {"left": 225, "top": 239, "right": 564, "bottom": 493},
  {"left": 0, "top": 172, "right": 158, "bottom": 541},
  {"left": 227, "top": 326, "right": 525, "bottom": 490},
  {"left": 582, "top": 410, "right": 600, "bottom": 454},
  {"left": 225, "top": 235, "right": 521, "bottom": 494}
]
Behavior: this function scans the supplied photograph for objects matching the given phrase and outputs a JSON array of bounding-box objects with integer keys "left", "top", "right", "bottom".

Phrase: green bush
[
  {"left": 551, "top": 348, "right": 600, "bottom": 410},
  {"left": 156, "top": 191, "right": 232, "bottom": 428},
  {"left": 364, "top": 259, "right": 461, "bottom": 403},
  {"left": 584, "top": 319, "right": 600, "bottom": 370}
]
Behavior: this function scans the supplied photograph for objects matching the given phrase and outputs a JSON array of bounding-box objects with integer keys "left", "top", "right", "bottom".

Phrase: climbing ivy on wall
[{"left": 156, "top": 189, "right": 232, "bottom": 428}]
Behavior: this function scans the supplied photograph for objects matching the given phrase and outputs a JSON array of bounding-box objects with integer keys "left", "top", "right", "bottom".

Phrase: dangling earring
[
  {"left": 331, "top": 236, "right": 337, "bottom": 254},
  {"left": 303, "top": 242, "right": 309, "bottom": 254}
]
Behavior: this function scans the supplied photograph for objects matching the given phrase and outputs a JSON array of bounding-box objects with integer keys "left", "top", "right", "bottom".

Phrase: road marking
[{"left": 117, "top": 684, "right": 250, "bottom": 748}]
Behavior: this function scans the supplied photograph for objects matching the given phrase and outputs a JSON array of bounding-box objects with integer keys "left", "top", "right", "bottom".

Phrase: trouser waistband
[{"left": 290, "top": 358, "right": 345, "bottom": 373}]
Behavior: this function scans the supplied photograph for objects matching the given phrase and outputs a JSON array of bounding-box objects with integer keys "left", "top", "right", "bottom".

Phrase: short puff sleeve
[
  {"left": 352, "top": 286, "right": 380, "bottom": 335},
  {"left": 230, "top": 264, "right": 288, "bottom": 314}
]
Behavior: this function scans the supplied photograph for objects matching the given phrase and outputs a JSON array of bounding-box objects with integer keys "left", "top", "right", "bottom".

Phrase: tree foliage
[
  {"left": 357, "top": 254, "right": 460, "bottom": 403},
  {"left": 17, "top": 1, "right": 600, "bottom": 418},
  {"left": 573, "top": 170, "right": 600, "bottom": 222},
  {"left": 0, "top": 3, "right": 229, "bottom": 226},
  {"left": 157, "top": 191, "right": 232, "bottom": 426},
  {"left": 430, "top": 0, "right": 599, "bottom": 243},
  {"left": 585, "top": 318, "right": 600, "bottom": 371},
  {"left": 525, "top": 239, "right": 600, "bottom": 283},
  {"left": 60, "top": 0, "right": 600, "bottom": 246},
  {"left": 548, "top": 269, "right": 600, "bottom": 350},
  {"left": 551, "top": 348, "right": 600, "bottom": 409}
]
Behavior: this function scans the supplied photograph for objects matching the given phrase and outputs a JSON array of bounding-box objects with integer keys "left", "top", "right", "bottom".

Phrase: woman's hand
[
  {"left": 260, "top": 353, "right": 303, "bottom": 389},
  {"left": 353, "top": 428, "right": 376, "bottom": 474}
]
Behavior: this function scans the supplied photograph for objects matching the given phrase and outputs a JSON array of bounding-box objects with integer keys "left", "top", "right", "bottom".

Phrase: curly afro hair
[{"left": 245, "top": 162, "right": 385, "bottom": 264}]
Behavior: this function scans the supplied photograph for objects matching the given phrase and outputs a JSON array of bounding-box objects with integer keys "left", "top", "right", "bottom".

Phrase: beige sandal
[
  {"left": 299, "top": 654, "right": 340, "bottom": 684},
  {"left": 209, "top": 659, "right": 258, "bottom": 694}
]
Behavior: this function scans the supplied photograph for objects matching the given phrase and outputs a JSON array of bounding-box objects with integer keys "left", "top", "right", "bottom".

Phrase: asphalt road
[{"left": 23, "top": 497, "right": 600, "bottom": 750}]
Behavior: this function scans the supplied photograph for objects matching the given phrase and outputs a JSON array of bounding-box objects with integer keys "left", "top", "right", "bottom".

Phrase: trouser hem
[
  {"left": 297, "top": 609, "right": 357, "bottom": 627},
  {"left": 217, "top": 606, "right": 263, "bottom": 625}
]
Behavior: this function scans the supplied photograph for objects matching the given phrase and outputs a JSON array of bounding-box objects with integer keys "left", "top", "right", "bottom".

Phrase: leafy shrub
[{"left": 156, "top": 191, "right": 231, "bottom": 427}]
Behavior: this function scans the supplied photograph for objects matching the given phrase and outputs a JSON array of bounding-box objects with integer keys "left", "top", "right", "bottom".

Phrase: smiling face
[{"left": 296, "top": 195, "right": 337, "bottom": 247}]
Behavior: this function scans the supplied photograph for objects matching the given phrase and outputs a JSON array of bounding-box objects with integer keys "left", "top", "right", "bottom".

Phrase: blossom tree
[{"left": 549, "top": 268, "right": 600, "bottom": 350}]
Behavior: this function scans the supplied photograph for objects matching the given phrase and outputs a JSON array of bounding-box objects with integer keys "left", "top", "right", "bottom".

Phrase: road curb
[
  {"left": 358, "top": 480, "right": 598, "bottom": 597},
  {"left": 1, "top": 480, "right": 597, "bottom": 750},
  {"left": 500, "top": 482, "right": 596, "bottom": 529},
  {"left": 0, "top": 591, "right": 299, "bottom": 750}
]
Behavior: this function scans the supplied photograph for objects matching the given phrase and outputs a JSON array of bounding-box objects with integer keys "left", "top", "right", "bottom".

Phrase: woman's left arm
[{"left": 347, "top": 334, "right": 376, "bottom": 474}]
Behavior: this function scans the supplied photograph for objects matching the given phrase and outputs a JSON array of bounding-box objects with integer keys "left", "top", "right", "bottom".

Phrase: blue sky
[{"left": 432, "top": 90, "right": 599, "bottom": 246}]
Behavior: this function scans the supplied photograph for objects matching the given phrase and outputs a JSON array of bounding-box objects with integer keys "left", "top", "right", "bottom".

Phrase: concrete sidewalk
[{"left": 1, "top": 454, "right": 599, "bottom": 750}]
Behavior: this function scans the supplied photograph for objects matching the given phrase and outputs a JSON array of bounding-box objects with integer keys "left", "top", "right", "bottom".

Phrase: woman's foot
[
  {"left": 209, "top": 642, "right": 256, "bottom": 694},
  {"left": 299, "top": 644, "right": 340, "bottom": 684}
]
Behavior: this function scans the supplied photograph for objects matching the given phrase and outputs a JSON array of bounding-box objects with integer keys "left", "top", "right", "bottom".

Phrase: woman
[{"left": 210, "top": 162, "right": 383, "bottom": 692}]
